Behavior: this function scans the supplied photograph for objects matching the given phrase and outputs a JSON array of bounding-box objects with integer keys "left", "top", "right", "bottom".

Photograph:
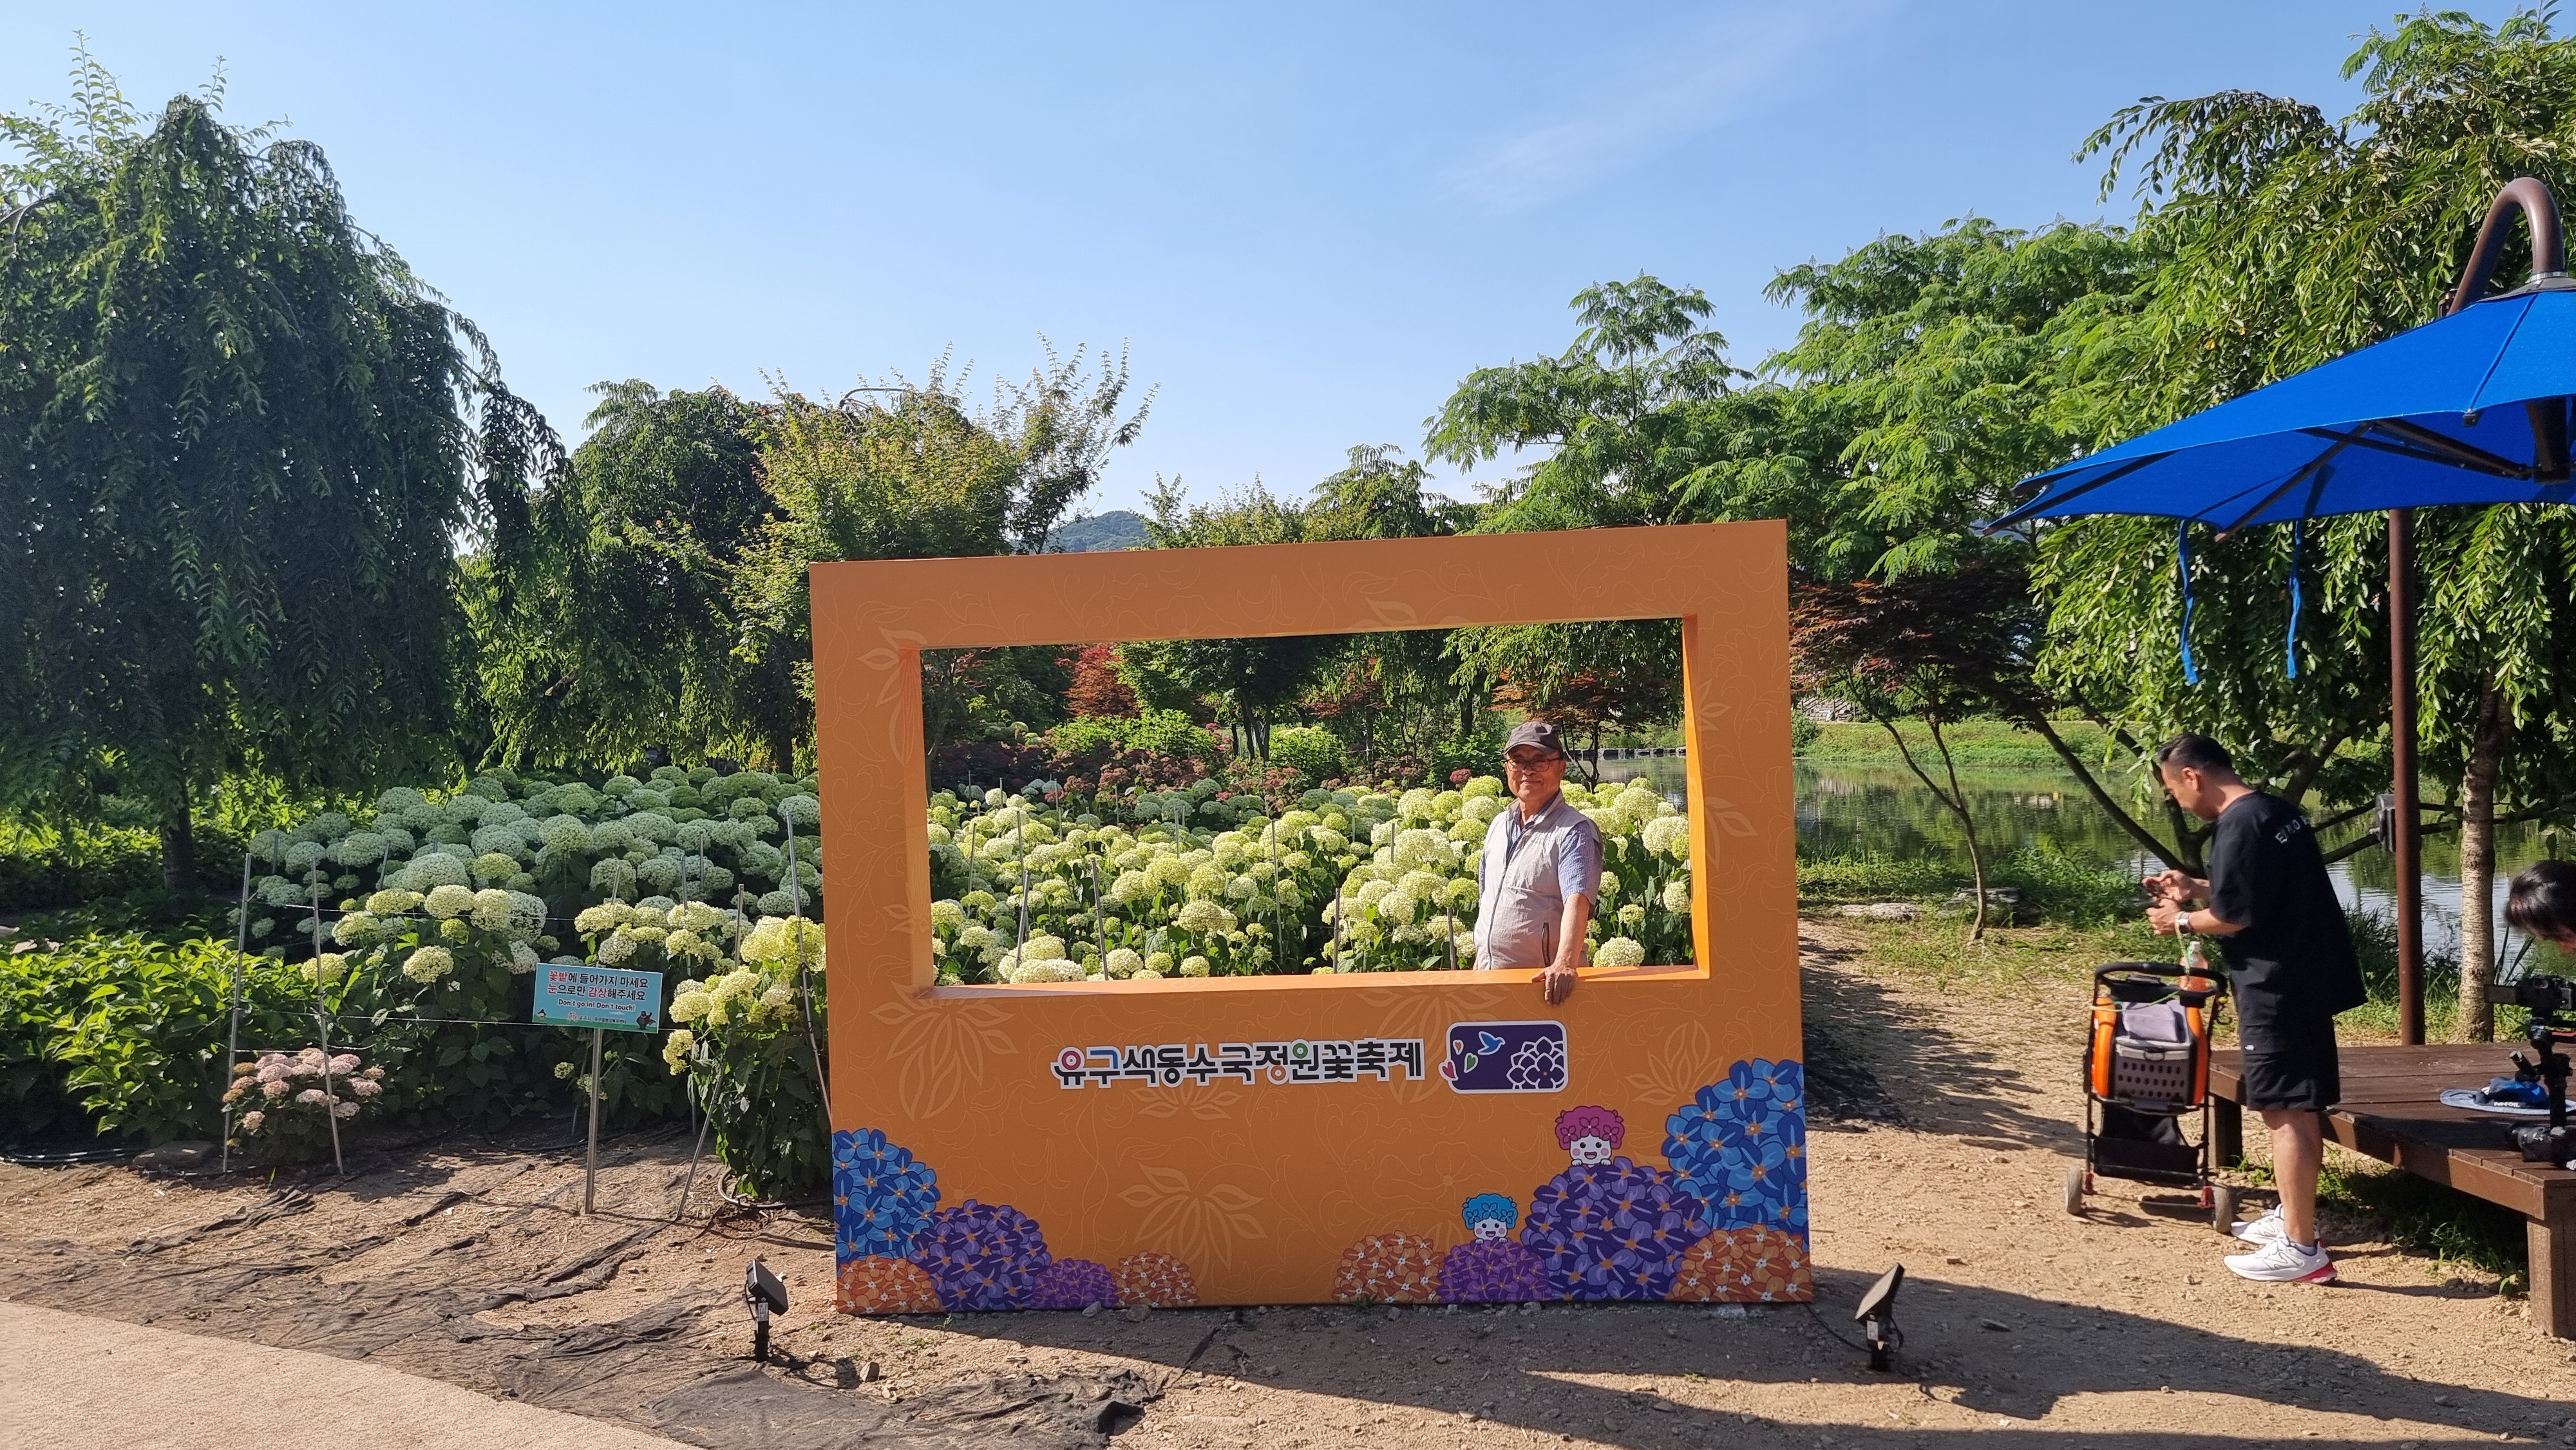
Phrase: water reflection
[{"left": 1597, "top": 756, "right": 2558, "bottom": 965}]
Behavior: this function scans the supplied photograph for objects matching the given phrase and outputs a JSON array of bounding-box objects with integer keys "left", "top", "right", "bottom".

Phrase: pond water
[{"left": 1596, "top": 755, "right": 2559, "bottom": 967}]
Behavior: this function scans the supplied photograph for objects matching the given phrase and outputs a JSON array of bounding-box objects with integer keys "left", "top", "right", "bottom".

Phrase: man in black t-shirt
[{"left": 2142, "top": 734, "right": 2362, "bottom": 1285}]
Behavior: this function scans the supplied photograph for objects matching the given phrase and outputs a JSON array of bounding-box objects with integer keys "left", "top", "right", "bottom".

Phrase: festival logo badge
[{"left": 1439, "top": 1021, "right": 1568, "bottom": 1093}]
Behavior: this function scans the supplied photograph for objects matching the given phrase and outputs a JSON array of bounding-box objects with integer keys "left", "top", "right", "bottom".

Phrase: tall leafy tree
[
  {"left": 2049, "top": 6, "right": 2576, "bottom": 1036},
  {"left": 0, "top": 59, "right": 527, "bottom": 886},
  {"left": 737, "top": 353, "right": 1147, "bottom": 760},
  {"left": 477, "top": 382, "right": 795, "bottom": 771}
]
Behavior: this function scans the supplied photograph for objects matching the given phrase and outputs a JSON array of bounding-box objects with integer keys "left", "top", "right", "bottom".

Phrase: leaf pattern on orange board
[
  {"left": 869, "top": 997, "right": 1019, "bottom": 1120},
  {"left": 1136, "top": 1080, "right": 1244, "bottom": 1122},
  {"left": 1355, "top": 983, "right": 1510, "bottom": 1104},
  {"left": 1626, "top": 1020, "right": 1727, "bottom": 1113},
  {"left": 1115, "top": 1163, "right": 1269, "bottom": 1271}
]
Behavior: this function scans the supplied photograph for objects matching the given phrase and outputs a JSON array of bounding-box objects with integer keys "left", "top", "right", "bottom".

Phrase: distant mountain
[{"left": 1052, "top": 510, "right": 1150, "bottom": 552}]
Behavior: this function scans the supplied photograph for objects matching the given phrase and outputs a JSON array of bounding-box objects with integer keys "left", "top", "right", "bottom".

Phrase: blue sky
[{"left": 0, "top": 3, "right": 2475, "bottom": 515}]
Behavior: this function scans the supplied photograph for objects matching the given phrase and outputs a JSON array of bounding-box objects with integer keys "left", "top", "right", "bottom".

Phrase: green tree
[
  {"left": 478, "top": 382, "right": 798, "bottom": 771},
  {"left": 737, "top": 353, "right": 1147, "bottom": 760},
  {"left": 1426, "top": 274, "right": 1740, "bottom": 531},
  {"left": 2050, "top": 6, "right": 2576, "bottom": 1037},
  {"left": 1129, "top": 477, "right": 1337, "bottom": 757},
  {"left": 0, "top": 59, "right": 526, "bottom": 887}
]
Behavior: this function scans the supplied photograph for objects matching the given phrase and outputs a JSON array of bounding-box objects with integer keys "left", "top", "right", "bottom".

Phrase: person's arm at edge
[{"left": 1543, "top": 892, "right": 1591, "bottom": 1004}]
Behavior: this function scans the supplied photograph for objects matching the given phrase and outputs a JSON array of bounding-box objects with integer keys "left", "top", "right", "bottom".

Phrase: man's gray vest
[{"left": 1474, "top": 795, "right": 1589, "bottom": 970}]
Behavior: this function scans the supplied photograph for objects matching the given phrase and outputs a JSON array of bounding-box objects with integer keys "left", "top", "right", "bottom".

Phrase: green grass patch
[
  {"left": 1816, "top": 912, "right": 2165, "bottom": 996},
  {"left": 1797, "top": 719, "right": 2115, "bottom": 770}
]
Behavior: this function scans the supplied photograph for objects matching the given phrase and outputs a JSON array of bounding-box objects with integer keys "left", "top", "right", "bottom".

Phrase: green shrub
[
  {"left": 1790, "top": 710, "right": 1823, "bottom": 755},
  {"left": 0, "top": 820, "right": 162, "bottom": 912},
  {"left": 10, "top": 937, "right": 312, "bottom": 1144},
  {"left": 1048, "top": 709, "right": 1221, "bottom": 763},
  {"left": 1268, "top": 725, "right": 1345, "bottom": 783}
]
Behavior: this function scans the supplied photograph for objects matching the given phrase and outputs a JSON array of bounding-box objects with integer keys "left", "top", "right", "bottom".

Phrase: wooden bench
[{"left": 2211, "top": 1043, "right": 2576, "bottom": 1335}]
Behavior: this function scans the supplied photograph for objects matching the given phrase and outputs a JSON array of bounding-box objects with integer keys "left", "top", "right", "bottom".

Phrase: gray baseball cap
[{"left": 1504, "top": 720, "right": 1566, "bottom": 757}]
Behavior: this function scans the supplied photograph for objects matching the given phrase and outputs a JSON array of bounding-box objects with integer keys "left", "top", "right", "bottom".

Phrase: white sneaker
[
  {"left": 2224, "top": 1238, "right": 2336, "bottom": 1283},
  {"left": 2229, "top": 1207, "right": 2286, "bottom": 1245}
]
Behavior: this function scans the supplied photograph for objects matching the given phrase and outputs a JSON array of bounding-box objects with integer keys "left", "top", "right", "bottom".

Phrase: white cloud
[{"left": 1444, "top": 1, "right": 1891, "bottom": 214}]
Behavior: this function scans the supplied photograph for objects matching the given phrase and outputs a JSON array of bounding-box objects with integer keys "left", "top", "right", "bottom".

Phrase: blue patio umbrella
[{"left": 1983, "top": 178, "right": 2576, "bottom": 1046}]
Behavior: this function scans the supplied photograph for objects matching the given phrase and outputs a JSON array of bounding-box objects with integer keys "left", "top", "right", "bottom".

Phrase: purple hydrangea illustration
[
  {"left": 1664, "top": 1058, "right": 1808, "bottom": 1233},
  {"left": 1520, "top": 1156, "right": 1709, "bottom": 1301},
  {"left": 907, "top": 1199, "right": 1054, "bottom": 1310},
  {"left": 833, "top": 1127, "right": 940, "bottom": 1262},
  {"left": 1025, "top": 1257, "right": 1119, "bottom": 1310},
  {"left": 1439, "top": 1239, "right": 1551, "bottom": 1303}
]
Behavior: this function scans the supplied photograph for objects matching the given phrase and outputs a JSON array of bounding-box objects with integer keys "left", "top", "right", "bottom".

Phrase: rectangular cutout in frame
[
  {"left": 922, "top": 616, "right": 1696, "bottom": 983},
  {"left": 810, "top": 522, "right": 1809, "bottom": 1312}
]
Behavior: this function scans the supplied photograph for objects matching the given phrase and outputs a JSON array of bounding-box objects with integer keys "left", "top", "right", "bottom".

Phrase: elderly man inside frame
[{"left": 1472, "top": 720, "right": 1605, "bottom": 1004}]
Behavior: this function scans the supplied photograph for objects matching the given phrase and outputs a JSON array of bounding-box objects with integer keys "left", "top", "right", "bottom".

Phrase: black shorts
[{"left": 2239, "top": 1012, "right": 2340, "bottom": 1111}]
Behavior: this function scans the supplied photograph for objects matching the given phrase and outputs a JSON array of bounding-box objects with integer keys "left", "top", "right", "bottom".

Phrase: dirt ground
[{"left": 8, "top": 919, "right": 2576, "bottom": 1450}]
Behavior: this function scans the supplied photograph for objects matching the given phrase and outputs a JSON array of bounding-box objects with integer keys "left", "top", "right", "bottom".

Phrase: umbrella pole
[{"left": 2390, "top": 508, "right": 2424, "bottom": 1046}]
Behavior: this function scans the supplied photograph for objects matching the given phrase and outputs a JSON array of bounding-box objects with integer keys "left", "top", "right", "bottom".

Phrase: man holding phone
[
  {"left": 2143, "top": 733, "right": 2362, "bottom": 1285},
  {"left": 1473, "top": 720, "right": 1602, "bottom": 1006}
]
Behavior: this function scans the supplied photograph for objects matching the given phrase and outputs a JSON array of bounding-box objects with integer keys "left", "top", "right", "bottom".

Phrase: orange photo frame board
[{"left": 811, "top": 522, "right": 1808, "bottom": 1313}]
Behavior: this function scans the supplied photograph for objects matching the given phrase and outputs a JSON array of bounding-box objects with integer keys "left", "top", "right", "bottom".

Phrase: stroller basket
[
  {"left": 2070, "top": 960, "right": 2237, "bottom": 1225},
  {"left": 2103, "top": 1003, "right": 2200, "bottom": 1109},
  {"left": 2087, "top": 970, "right": 2217, "bottom": 1113}
]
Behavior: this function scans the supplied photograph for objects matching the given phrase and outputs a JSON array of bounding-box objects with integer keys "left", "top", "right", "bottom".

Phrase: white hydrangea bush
[
  {"left": 927, "top": 771, "right": 1696, "bottom": 983},
  {"left": 229, "top": 765, "right": 823, "bottom": 1127}
]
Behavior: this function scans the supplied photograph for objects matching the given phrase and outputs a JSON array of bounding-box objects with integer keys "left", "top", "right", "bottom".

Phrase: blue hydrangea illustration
[
  {"left": 1664, "top": 1058, "right": 1808, "bottom": 1233},
  {"left": 1521, "top": 1156, "right": 1709, "bottom": 1301},
  {"left": 833, "top": 1127, "right": 941, "bottom": 1262},
  {"left": 909, "top": 1200, "right": 1053, "bottom": 1310}
]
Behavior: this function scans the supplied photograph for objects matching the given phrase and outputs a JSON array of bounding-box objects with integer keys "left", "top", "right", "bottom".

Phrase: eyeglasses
[{"left": 1505, "top": 753, "right": 1566, "bottom": 771}]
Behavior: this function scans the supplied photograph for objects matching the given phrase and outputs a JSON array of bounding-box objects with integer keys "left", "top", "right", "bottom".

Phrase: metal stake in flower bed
[
  {"left": 219, "top": 851, "right": 253, "bottom": 1175},
  {"left": 307, "top": 875, "right": 345, "bottom": 1176},
  {"left": 773, "top": 800, "right": 830, "bottom": 1113}
]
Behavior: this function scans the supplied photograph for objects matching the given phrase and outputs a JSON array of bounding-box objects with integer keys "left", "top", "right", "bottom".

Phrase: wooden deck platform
[{"left": 2211, "top": 1043, "right": 2576, "bottom": 1335}]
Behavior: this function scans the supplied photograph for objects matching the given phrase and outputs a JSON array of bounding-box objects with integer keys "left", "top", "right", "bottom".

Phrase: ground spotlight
[
  {"left": 1855, "top": 1263, "right": 1904, "bottom": 1371},
  {"left": 745, "top": 1256, "right": 789, "bottom": 1362}
]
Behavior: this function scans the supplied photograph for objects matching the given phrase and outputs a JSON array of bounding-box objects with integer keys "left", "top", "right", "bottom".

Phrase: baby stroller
[{"left": 2067, "top": 960, "right": 2239, "bottom": 1231}]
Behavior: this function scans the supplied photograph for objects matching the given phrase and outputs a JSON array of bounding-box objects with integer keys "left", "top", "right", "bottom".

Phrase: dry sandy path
[{"left": 0, "top": 1298, "right": 683, "bottom": 1449}]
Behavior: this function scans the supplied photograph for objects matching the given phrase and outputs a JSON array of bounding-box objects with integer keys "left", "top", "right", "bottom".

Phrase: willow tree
[
  {"left": 0, "top": 61, "right": 527, "bottom": 887},
  {"left": 2043, "top": 8, "right": 2576, "bottom": 1037}
]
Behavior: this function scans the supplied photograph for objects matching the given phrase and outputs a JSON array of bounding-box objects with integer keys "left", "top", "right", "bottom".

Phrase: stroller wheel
[
  {"left": 2063, "top": 1163, "right": 2085, "bottom": 1216},
  {"left": 2212, "top": 1183, "right": 2239, "bottom": 1234}
]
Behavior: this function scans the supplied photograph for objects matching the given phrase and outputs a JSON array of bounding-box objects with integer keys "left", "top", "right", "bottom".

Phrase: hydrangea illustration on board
[
  {"left": 1506, "top": 1033, "right": 1567, "bottom": 1091},
  {"left": 1115, "top": 1252, "right": 1199, "bottom": 1308},
  {"left": 1666, "top": 1226, "right": 1813, "bottom": 1303},
  {"left": 1664, "top": 1058, "right": 1808, "bottom": 1233},
  {"left": 1522, "top": 1155, "right": 1709, "bottom": 1301},
  {"left": 1334, "top": 1232, "right": 1443, "bottom": 1304},
  {"left": 907, "top": 1200, "right": 1052, "bottom": 1310},
  {"left": 1554, "top": 1105, "right": 1624, "bottom": 1167},
  {"left": 837, "top": 1256, "right": 944, "bottom": 1314},
  {"left": 1026, "top": 1257, "right": 1120, "bottom": 1310},
  {"left": 1439, "top": 1194, "right": 1548, "bottom": 1303},
  {"left": 833, "top": 1128, "right": 941, "bottom": 1261}
]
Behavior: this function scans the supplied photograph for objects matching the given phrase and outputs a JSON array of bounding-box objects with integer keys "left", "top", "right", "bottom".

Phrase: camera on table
[
  {"left": 2515, "top": 975, "right": 2576, "bottom": 1017},
  {"left": 2510, "top": 975, "right": 2576, "bottom": 1165}
]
